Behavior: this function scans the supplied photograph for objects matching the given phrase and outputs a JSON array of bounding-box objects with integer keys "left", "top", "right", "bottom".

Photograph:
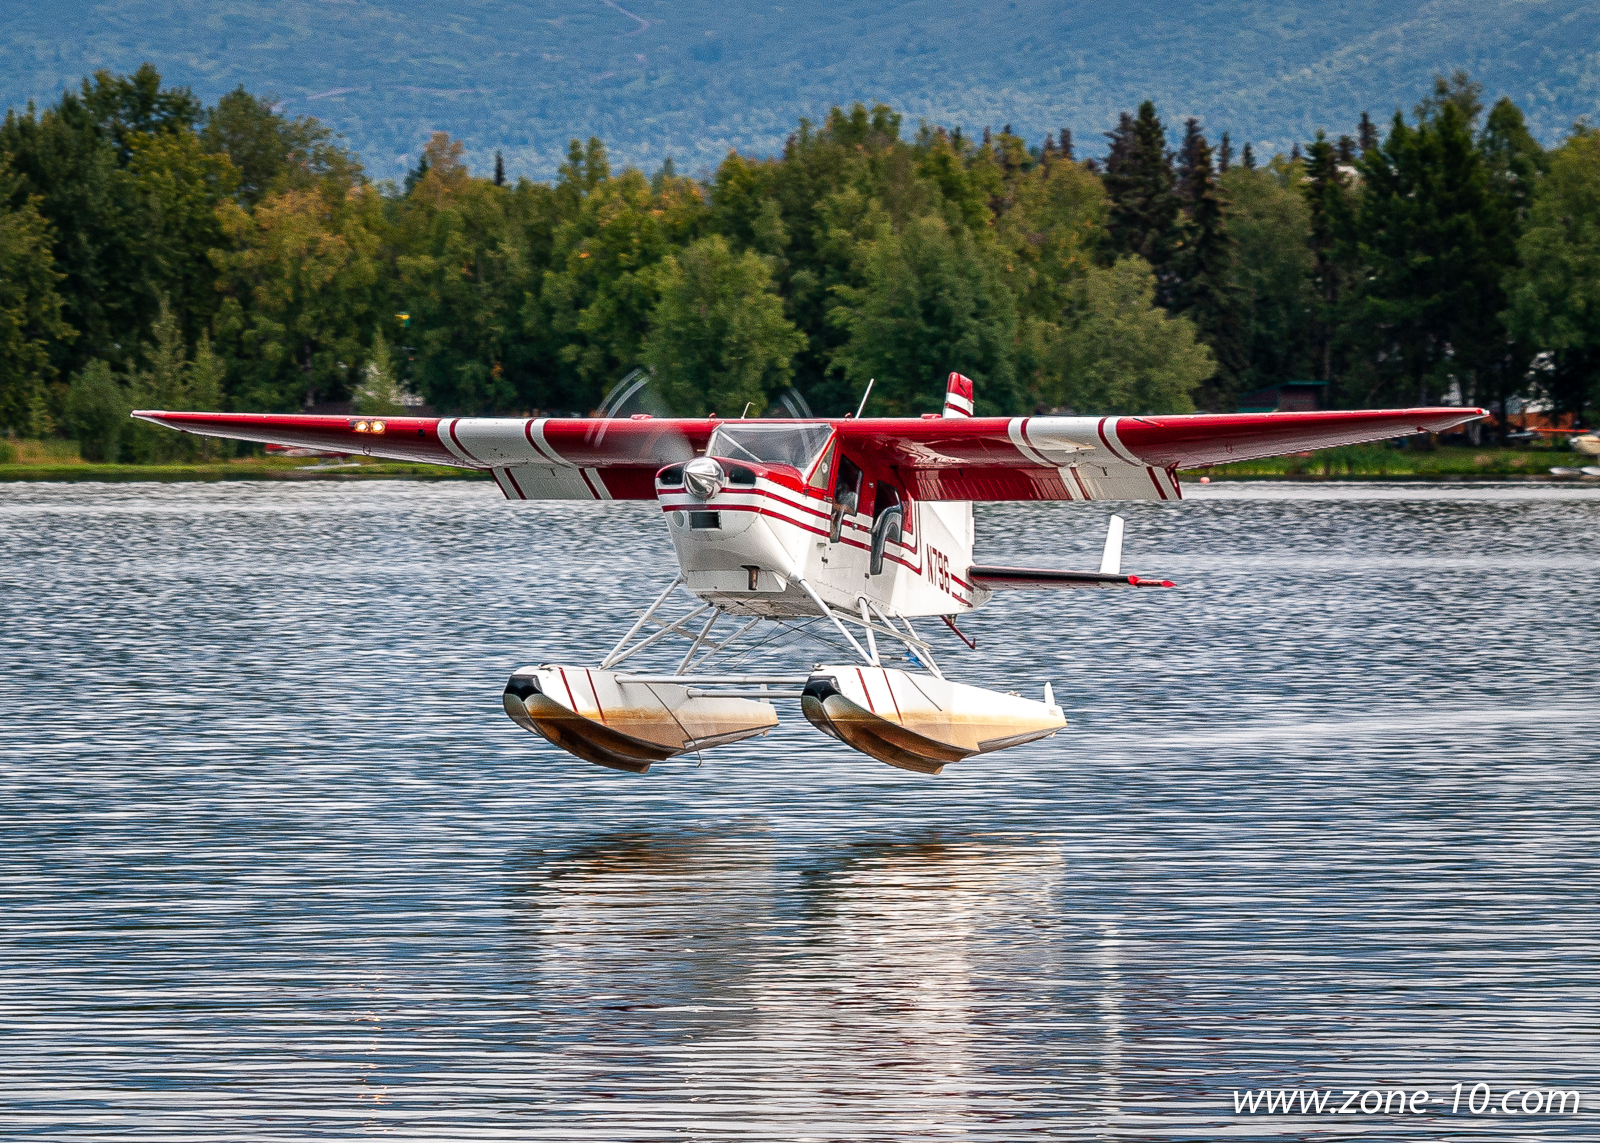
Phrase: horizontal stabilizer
[{"left": 968, "top": 565, "right": 1174, "bottom": 590}]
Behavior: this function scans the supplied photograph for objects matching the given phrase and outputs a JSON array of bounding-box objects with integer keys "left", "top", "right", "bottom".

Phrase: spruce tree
[
  {"left": 1102, "top": 101, "right": 1182, "bottom": 308},
  {"left": 1241, "top": 142, "right": 1256, "bottom": 170},
  {"left": 1302, "top": 131, "right": 1351, "bottom": 385},
  {"left": 494, "top": 150, "right": 505, "bottom": 187},
  {"left": 1336, "top": 135, "right": 1356, "bottom": 164},
  {"left": 1175, "top": 119, "right": 1245, "bottom": 407},
  {"left": 1218, "top": 132, "right": 1233, "bottom": 173},
  {"left": 1357, "top": 112, "right": 1378, "bottom": 154},
  {"left": 1352, "top": 105, "right": 1515, "bottom": 404},
  {"left": 404, "top": 154, "right": 430, "bottom": 194},
  {"left": 1290, "top": 141, "right": 1302, "bottom": 162},
  {"left": 1058, "top": 129, "right": 1073, "bottom": 160}
]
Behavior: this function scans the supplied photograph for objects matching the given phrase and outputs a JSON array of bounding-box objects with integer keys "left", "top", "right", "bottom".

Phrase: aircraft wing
[
  {"left": 133, "top": 405, "right": 1484, "bottom": 503},
  {"left": 835, "top": 407, "right": 1486, "bottom": 501},
  {"left": 131, "top": 410, "right": 716, "bottom": 500}
]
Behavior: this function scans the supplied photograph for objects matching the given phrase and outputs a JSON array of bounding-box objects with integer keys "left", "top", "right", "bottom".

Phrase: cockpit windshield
[{"left": 706, "top": 422, "right": 833, "bottom": 471}]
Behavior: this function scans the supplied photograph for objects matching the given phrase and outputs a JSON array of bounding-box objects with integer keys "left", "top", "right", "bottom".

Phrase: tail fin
[{"left": 942, "top": 372, "right": 974, "bottom": 418}]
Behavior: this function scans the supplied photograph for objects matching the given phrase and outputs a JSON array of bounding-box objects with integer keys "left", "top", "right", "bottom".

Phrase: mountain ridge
[{"left": 6, "top": 0, "right": 1597, "bottom": 180}]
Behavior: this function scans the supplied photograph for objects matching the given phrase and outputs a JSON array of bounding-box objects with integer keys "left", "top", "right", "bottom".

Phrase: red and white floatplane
[{"left": 135, "top": 374, "right": 1483, "bottom": 776}]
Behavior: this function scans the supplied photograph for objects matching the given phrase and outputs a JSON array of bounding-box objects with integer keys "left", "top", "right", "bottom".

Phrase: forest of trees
[{"left": 2, "top": 65, "right": 1598, "bottom": 462}]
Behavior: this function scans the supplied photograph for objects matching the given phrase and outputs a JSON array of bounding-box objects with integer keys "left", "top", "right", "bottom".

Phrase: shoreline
[
  {"left": 2, "top": 443, "right": 1595, "bottom": 485},
  {"left": 2, "top": 466, "right": 1593, "bottom": 485}
]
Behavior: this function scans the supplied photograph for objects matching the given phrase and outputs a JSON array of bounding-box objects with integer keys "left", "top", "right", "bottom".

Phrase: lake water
[{"left": 2, "top": 479, "right": 1597, "bottom": 1140}]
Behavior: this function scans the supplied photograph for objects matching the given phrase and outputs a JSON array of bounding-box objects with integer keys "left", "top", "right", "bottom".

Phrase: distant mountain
[{"left": 7, "top": 0, "right": 1597, "bottom": 181}]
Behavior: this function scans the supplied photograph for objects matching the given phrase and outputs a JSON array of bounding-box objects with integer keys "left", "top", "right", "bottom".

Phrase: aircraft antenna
[{"left": 854, "top": 378, "right": 875, "bottom": 419}]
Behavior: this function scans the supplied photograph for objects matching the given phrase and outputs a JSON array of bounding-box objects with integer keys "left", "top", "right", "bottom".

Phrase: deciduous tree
[
  {"left": 642, "top": 235, "right": 804, "bottom": 416},
  {"left": 1504, "top": 129, "right": 1600, "bottom": 422},
  {"left": 1048, "top": 256, "right": 1211, "bottom": 414}
]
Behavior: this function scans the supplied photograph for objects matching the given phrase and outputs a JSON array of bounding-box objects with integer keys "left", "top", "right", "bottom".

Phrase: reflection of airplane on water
[
  {"left": 513, "top": 828, "right": 1081, "bottom": 1131},
  {"left": 133, "top": 373, "right": 1483, "bottom": 776}
]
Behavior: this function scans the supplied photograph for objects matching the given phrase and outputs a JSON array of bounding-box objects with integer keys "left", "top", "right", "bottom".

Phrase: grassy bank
[
  {"left": 0, "top": 440, "right": 484, "bottom": 482},
  {"left": 1188, "top": 444, "right": 1592, "bottom": 480}
]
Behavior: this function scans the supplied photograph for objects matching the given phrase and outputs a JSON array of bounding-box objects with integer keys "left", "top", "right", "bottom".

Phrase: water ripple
[{"left": 1, "top": 480, "right": 1597, "bottom": 1140}]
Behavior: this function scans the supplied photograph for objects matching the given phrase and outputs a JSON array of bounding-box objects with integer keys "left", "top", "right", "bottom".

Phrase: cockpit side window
[
  {"left": 834, "top": 456, "right": 863, "bottom": 507},
  {"left": 806, "top": 441, "right": 837, "bottom": 489}
]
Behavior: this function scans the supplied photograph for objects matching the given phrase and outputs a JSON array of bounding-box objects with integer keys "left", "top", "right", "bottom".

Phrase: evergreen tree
[
  {"left": 494, "top": 150, "right": 506, "bottom": 187},
  {"left": 0, "top": 172, "right": 72, "bottom": 438},
  {"left": 1175, "top": 119, "right": 1245, "bottom": 407},
  {"left": 1351, "top": 105, "right": 1516, "bottom": 405},
  {"left": 1478, "top": 97, "right": 1548, "bottom": 426},
  {"left": 1481, "top": 98, "right": 1547, "bottom": 220},
  {"left": 1218, "top": 132, "right": 1233, "bottom": 173},
  {"left": 64, "top": 359, "right": 130, "bottom": 461},
  {"left": 125, "top": 296, "right": 191, "bottom": 460},
  {"left": 187, "top": 334, "right": 225, "bottom": 456},
  {"left": 1302, "top": 131, "right": 1351, "bottom": 384},
  {"left": 1058, "top": 129, "right": 1073, "bottom": 160},
  {"left": 78, "top": 64, "right": 202, "bottom": 164},
  {"left": 404, "top": 154, "right": 430, "bottom": 194},
  {"left": 1223, "top": 163, "right": 1316, "bottom": 396},
  {"left": 1416, "top": 70, "right": 1484, "bottom": 128},
  {"left": 1102, "top": 101, "right": 1182, "bottom": 308},
  {"left": 1241, "top": 142, "right": 1256, "bottom": 170},
  {"left": 352, "top": 330, "right": 411, "bottom": 415},
  {"left": 1357, "top": 112, "right": 1379, "bottom": 154},
  {"left": 201, "top": 88, "right": 354, "bottom": 206}
]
